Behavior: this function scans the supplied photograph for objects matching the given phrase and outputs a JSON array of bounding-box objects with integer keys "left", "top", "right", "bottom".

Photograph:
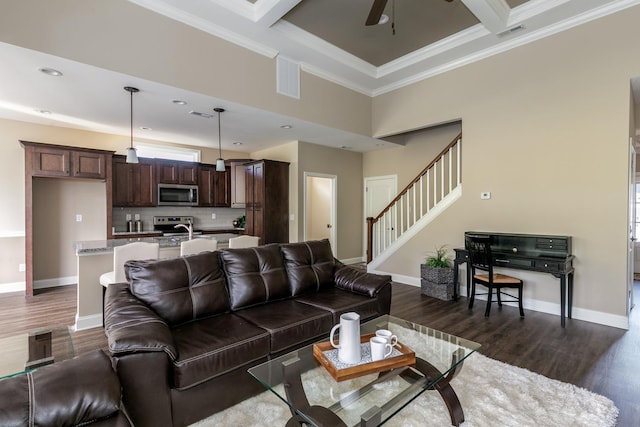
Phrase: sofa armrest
[
  {"left": 333, "top": 266, "right": 392, "bottom": 297},
  {"left": 104, "top": 283, "right": 177, "bottom": 360}
]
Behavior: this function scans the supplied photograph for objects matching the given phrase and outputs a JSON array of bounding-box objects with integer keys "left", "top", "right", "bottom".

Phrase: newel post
[{"left": 366, "top": 217, "right": 374, "bottom": 263}]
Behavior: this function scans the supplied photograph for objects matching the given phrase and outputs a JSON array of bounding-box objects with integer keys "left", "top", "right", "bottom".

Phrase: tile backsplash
[{"left": 112, "top": 206, "right": 245, "bottom": 232}]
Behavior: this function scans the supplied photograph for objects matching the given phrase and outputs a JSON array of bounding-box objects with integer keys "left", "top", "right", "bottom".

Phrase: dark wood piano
[{"left": 454, "top": 231, "right": 575, "bottom": 327}]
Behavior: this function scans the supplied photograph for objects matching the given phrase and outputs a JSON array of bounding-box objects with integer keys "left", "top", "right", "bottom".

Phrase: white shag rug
[{"left": 191, "top": 327, "right": 618, "bottom": 427}]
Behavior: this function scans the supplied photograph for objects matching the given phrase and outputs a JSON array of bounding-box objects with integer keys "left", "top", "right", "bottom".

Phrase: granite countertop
[{"left": 75, "top": 234, "right": 237, "bottom": 255}]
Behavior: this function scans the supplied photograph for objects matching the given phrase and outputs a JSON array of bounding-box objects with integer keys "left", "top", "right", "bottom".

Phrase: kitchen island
[{"left": 74, "top": 235, "right": 234, "bottom": 331}]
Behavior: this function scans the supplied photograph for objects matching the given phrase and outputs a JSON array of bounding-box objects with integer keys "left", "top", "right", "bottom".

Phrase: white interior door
[
  {"left": 364, "top": 175, "right": 397, "bottom": 256},
  {"left": 304, "top": 173, "right": 336, "bottom": 254}
]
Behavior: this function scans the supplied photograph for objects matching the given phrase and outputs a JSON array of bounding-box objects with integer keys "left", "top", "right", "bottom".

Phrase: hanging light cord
[
  {"left": 130, "top": 89, "right": 134, "bottom": 149},
  {"left": 217, "top": 110, "right": 222, "bottom": 157}
]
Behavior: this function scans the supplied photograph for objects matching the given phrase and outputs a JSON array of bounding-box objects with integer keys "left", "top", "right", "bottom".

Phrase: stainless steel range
[{"left": 153, "top": 216, "right": 203, "bottom": 236}]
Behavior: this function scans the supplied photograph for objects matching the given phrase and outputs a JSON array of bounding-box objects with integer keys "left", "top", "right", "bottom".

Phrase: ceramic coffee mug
[
  {"left": 375, "top": 329, "right": 398, "bottom": 347},
  {"left": 370, "top": 337, "right": 393, "bottom": 361}
]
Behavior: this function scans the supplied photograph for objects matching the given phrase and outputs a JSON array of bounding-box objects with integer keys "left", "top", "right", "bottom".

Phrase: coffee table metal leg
[
  {"left": 412, "top": 348, "right": 466, "bottom": 427},
  {"left": 282, "top": 357, "right": 347, "bottom": 427}
]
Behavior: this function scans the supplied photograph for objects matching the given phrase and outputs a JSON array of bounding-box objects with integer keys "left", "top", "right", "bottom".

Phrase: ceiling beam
[{"left": 461, "top": 0, "right": 510, "bottom": 33}]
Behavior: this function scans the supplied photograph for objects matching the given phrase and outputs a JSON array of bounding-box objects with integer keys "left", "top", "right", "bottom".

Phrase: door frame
[
  {"left": 303, "top": 172, "right": 337, "bottom": 253},
  {"left": 629, "top": 139, "right": 637, "bottom": 314}
]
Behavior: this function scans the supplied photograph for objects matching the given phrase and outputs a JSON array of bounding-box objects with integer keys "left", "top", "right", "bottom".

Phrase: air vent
[
  {"left": 189, "top": 110, "right": 213, "bottom": 119},
  {"left": 497, "top": 24, "right": 525, "bottom": 38},
  {"left": 277, "top": 56, "right": 300, "bottom": 99}
]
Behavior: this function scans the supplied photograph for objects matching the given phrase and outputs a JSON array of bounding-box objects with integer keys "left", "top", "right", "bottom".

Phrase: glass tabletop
[
  {"left": 248, "top": 315, "right": 480, "bottom": 426},
  {"left": 0, "top": 326, "right": 76, "bottom": 379}
]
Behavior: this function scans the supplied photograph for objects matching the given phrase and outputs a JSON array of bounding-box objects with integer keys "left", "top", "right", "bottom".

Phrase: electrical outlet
[
  {"left": 134, "top": 214, "right": 140, "bottom": 220},
  {"left": 126, "top": 214, "right": 132, "bottom": 221},
  {"left": 75, "top": 214, "right": 83, "bottom": 222},
  {"left": 289, "top": 214, "right": 295, "bottom": 221},
  {"left": 211, "top": 213, "right": 216, "bottom": 220},
  {"left": 481, "top": 192, "right": 491, "bottom": 200},
  {"left": 19, "top": 263, "right": 26, "bottom": 272}
]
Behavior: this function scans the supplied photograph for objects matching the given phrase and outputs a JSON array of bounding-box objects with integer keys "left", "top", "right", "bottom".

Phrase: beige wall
[
  {"left": 298, "top": 142, "right": 363, "bottom": 260},
  {"left": 368, "top": 7, "right": 640, "bottom": 320},
  {"left": 33, "top": 178, "right": 107, "bottom": 281}
]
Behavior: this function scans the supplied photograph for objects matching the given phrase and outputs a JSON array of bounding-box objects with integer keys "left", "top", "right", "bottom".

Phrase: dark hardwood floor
[{"left": 1, "top": 282, "right": 638, "bottom": 425}]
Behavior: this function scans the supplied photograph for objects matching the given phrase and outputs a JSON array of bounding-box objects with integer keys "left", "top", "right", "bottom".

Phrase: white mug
[
  {"left": 375, "top": 329, "right": 398, "bottom": 347},
  {"left": 370, "top": 337, "right": 393, "bottom": 361}
]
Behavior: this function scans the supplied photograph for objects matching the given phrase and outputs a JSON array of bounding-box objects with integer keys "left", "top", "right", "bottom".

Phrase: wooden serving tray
[{"left": 313, "top": 333, "right": 416, "bottom": 382}]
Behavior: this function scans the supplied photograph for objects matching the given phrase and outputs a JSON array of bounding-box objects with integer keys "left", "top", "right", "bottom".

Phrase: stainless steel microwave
[{"left": 157, "top": 184, "right": 199, "bottom": 206}]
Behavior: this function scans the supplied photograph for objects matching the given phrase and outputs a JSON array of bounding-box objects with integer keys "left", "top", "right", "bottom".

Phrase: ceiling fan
[{"left": 365, "top": 0, "right": 454, "bottom": 26}]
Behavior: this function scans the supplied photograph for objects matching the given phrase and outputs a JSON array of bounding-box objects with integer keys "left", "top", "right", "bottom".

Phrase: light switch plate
[
  {"left": 211, "top": 213, "right": 216, "bottom": 219},
  {"left": 481, "top": 192, "right": 491, "bottom": 200}
]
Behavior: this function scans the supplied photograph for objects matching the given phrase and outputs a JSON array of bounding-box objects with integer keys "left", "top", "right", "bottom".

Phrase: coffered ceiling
[
  {"left": 131, "top": 0, "right": 639, "bottom": 95},
  {"left": 1, "top": 0, "right": 639, "bottom": 154}
]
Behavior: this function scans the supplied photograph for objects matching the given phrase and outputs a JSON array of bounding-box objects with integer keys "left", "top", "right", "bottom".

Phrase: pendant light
[
  {"left": 214, "top": 107, "right": 226, "bottom": 172},
  {"left": 124, "top": 86, "right": 139, "bottom": 164}
]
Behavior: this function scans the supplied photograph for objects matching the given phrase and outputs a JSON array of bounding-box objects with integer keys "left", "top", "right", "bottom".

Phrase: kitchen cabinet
[
  {"left": 198, "top": 164, "right": 230, "bottom": 207},
  {"left": 157, "top": 160, "right": 198, "bottom": 185},
  {"left": 230, "top": 160, "right": 250, "bottom": 208},
  {"left": 112, "top": 155, "right": 155, "bottom": 207},
  {"left": 24, "top": 142, "right": 107, "bottom": 179},
  {"left": 245, "top": 159, "right": 289, "bottom": 244}
]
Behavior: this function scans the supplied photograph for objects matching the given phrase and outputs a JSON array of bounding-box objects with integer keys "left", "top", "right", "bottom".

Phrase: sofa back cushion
[
  {"left": 220, "top": 244, "right": 290, "bottom": 310},
  {"left": 280, "top": 239, "right": 336, "bottom": 296},
  {"left": 126, "top": 251, "right": 229, "bottom": 326}
]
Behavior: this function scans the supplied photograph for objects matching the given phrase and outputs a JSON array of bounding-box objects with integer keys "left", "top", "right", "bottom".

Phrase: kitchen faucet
[{"left": 174, "top": 222, "right": 193, "bottom": 240}]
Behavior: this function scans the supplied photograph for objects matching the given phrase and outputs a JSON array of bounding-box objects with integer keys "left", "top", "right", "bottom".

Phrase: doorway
[
  {"left": 363, "top": 175, "right": 398, "bottom": 257},
  {"left": 304, "top": 173, "right": 336, "bottom": 254}
]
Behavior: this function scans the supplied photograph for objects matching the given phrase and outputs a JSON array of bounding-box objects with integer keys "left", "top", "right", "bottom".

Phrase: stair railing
[{"left": 366, "top": 132, "right": 462, "bottom": 263}]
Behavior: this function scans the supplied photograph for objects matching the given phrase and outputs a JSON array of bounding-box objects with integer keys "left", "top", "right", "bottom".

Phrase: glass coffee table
[
  {"left": 0, "top": 326, "right": 75, "bottom": 379},
  {"left": 249, "top": 315, "right": 480, "bottom": 427}
]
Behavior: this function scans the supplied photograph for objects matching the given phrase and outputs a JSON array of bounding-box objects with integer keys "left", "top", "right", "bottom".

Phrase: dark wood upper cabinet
[
  {"left": 244, "top": 159, "right": 289, "bottom": 244},
  {"left": 198, "top": 164, "right": 230, "bottom": 207},
  {"left": 23, "top": 142, "right": 107, "bottom": 180},
  {"left": 157, "top": 160, "right": 198, "bottom": 185},
  {"left": 112, "top": 156, "right": 155, "bottom": 207}
]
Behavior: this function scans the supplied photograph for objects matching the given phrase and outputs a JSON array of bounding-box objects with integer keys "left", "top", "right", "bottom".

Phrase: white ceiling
[{"left": 1, "top": 0, "right": 638, "bottom": 154}]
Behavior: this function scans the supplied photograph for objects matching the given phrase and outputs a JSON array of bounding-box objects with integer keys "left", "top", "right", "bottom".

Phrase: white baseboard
[
  {"left": 341, "top": 257, "right": 365, "bottom": 265},
  {"left": 75, "top": 313, "right": 103, "bottom": 331},
  {"left": 34, "top": 276, "right": 77, "bottom": 290},
  {"left": 380, "top": 273, "right": 629, "bottom": 330},
  {"left": 0, "top": 281, "right": 26, "bottom": 293}
]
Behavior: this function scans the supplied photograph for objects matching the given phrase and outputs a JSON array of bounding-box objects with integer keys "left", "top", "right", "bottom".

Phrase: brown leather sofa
[
  {"left": 0, "top": 350, "right": 132, "bottom": 426},
  {"left": 104, "top": 239, "right": 391, "bottom": 427}
]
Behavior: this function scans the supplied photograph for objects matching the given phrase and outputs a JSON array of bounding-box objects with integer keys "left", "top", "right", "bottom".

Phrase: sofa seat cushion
[
  {"left": 221, "top": 244, "right": 291, "bottom": 310},
  {"left": 280, "top": 239, "right": 336, "bottom": 296},
  {"left": 171, "top": 313, "right": 270, "bottom": 390},
  {"left": 234, "top": 300, "right": 333, "bottom": 353},
  {"left": 295, "top": 287, "right": 382, "bottom": 324},
  {"left": 126, "top": 251, "right": 229, "bottom": 326}
]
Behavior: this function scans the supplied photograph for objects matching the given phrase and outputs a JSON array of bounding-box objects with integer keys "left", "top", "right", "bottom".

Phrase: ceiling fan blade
[{"left": 365, "top": 0, "right": 388, "bottom": 26}]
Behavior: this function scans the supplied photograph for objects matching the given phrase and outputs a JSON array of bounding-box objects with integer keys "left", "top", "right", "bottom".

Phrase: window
[{"left": 135, "top": 142, "right": 201, "bottom": 162}]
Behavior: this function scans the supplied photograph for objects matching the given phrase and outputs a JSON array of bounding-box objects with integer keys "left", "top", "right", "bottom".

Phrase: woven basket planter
[{"left": 420, "top": 265, "right": 456, "bottom": 301}]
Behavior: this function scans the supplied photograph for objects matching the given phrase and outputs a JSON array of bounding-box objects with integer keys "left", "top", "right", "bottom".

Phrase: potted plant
[{"left": 420, "top": 245, "right": 456, "bottom": 300}]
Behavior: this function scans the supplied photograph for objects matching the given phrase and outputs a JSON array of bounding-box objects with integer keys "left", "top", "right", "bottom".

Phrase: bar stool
[
  {"left": 99, "top": 242, "right": 160, "bottom": 287},
  {"left": 180, "top": 238, "right": 217, "bottom": 256},
  {"left": 228, "top": 235, "right": 260, "bottom": 248}
]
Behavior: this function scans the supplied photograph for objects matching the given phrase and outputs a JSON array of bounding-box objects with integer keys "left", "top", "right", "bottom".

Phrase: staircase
[{"left": 366, "top": 133, "right": 462, "bottom": 268}]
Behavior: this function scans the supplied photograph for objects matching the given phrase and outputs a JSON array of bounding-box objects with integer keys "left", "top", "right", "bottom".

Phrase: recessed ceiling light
[
  {"left": 140, "top": 126, "right": 152, "bottom": 131},
  {"left": 172, "top": 100, "right": 187, "bottom": 105},
  {"left": 340, "top": 145, "right": 352, "bottom": 150},
  {"left": 189, "top": 110, "right": 213, "bottom": 119},
  {"left": 38, "top": 67, "right": 63, "bottom": 77},
  {"left": 35, "top": 109, "right": 52, "bottom": 114},
  {"left": 233, "top": 142, "right": 243, "bottom": 145},
  {"left": 280, "top": 125, "right": 293, "bottom": 129}
]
